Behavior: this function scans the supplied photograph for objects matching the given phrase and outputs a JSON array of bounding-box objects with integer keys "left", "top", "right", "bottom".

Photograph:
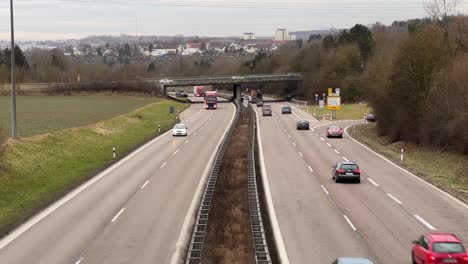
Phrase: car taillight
[
  {"left": 339, "top": 130, "right": 343, "bottom": 134},
  {"left": 354, "top": 169, "right": 361, "bottom": 174},
  {"left": 338, "top": 169, "right": 344, "bottom": 173}
]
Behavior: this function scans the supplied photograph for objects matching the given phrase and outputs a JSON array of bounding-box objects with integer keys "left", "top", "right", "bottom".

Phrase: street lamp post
[{"left": 10, "top": 0, "right": 17, "bottom": 138}]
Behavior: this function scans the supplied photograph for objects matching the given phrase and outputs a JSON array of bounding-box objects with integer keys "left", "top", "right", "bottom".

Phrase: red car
[
  {"left": 412, "top": 233, "right": 468, "bottom": 264},
  {"left": 326, "top": 126, "right": 343, "bottom": 138}
]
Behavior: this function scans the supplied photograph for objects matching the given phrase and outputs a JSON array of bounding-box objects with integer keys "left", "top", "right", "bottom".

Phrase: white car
[
  {"left": 172, "top": 124, "right": 188, "bottom": 136},
  {"left": 159, "top": 78, "right": 173, "bottom": 84}
]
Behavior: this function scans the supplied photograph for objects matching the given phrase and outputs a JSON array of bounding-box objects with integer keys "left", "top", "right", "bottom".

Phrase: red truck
[
  {"left": 193, "top": 86, "right": 205, "bottom": 97},
  {"left": 204, "top": 91, "right": 218, "bottom": 110}
]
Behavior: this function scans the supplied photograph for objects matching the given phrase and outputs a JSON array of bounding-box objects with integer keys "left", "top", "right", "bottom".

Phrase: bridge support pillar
[{"left": 233, "top": 84, "right": 241, "bottom": 102}]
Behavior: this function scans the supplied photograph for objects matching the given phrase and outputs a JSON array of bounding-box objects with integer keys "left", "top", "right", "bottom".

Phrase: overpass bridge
[{"left": 151, "top": 73, "right": 303, "bottom": 102}]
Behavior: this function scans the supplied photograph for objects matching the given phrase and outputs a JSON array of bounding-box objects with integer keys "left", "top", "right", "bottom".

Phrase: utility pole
[{"left": 10, "top": 0, "right": 17, "bottom": 139}]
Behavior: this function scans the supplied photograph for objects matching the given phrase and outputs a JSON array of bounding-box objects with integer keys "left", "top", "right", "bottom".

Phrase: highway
[
  {"left": 0, "top": 99, "right": 235, "bottom": 264},
  {"left": 254, "top": 103, "right": 468, "bottom": 264}
]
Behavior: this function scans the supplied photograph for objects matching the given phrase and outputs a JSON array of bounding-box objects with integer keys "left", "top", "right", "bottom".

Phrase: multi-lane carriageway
[
  {"left": 0, "top": 98, "right": 466, "bottom": 264},
  {"left": 254, "top": 103, "right": 468, "bottom": 264}
]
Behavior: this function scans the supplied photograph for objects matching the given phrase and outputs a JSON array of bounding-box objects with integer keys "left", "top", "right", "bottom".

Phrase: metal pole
[{"left": 10, "top": 0, "right": 17, "bottom": 138}]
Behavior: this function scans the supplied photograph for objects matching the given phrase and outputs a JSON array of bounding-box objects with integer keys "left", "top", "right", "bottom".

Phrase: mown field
[
  {"left": 0, "top": 99, "right": 187, "bottom": 235},
  {"left": 297, "top": 103, "right": 371, "bottom": 120},
  {"left": 0, "top": 96, "right": 161, "bottom": 138},
  {"left": 350, "top": 124, "right": 468, "bottom": 201}
]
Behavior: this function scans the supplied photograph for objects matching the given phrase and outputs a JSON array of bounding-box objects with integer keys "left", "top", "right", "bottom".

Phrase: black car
[
  {"left": 332, "top": 161, "right": 361, "bottom": 183},
  {"left": 282, "top": 106, "right": 292, "bottom": 114},
  {"left": 296, "top": 120, "right": 310, "bottom": 130},
  {"left": 365, "top": 114, "right": 376, "bottom": 122},
  {"left": 181, "top": 92, "right": 188, "bottom": 97},
  {"left": 256, "top": 100, "right": 264, "bottom": 107}
]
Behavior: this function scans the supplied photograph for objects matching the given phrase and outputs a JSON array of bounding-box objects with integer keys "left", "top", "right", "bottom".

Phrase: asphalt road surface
[
  {"left": 254, "top": 103, "right": 468, "bottom": 264},
  {"left": 0, "top": 103, "right": 235, "bottom": 264}
]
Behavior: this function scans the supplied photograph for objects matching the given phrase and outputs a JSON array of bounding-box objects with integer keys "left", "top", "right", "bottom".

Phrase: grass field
[
  {"left": 0, "top": 96, "right": 161, "bottom": 138},
  {"left": 0, "top": 99, "right": 187, "bottom": 235},
  {"left": 297, "top": 103, "right": 371, "bottom": 120},
  {"left": 350, "top": 124, "right": 468, "bottom": 202}
]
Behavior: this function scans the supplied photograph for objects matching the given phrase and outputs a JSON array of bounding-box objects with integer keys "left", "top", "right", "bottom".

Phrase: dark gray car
[
  {"left": 296, "top": 120, "right": 309, "bottom": 130},
  {"left": 332, "top": 161, "right": 361, "bottom": 183},
  {"left": 282, "top": 106, "right": 292, "bottom": 114}
]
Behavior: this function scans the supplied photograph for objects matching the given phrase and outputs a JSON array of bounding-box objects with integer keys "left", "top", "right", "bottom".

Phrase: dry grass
[
  {"left": 201, "top": 110, "right": 256, "bottom": 263},
  {"left": 350, "top": 123, "right": 468, "bottom": 202}
]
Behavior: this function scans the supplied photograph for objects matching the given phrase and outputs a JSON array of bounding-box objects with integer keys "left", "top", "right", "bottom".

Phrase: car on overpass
[
  {"left": 412, "top": 233, "right": 468, "bottom": 264},
  {"left": 332, "top": 161, "right": 361, "bottom": 183},
  {"left": 326, "top": 126, "right": 344, "bottom": 138},
  {"left": 281, "top": 106, "right": 292, "bottom": 114},
  {"left": 296, "top": 120, "right": 309, "bottom": 130},
  {"left": 332, "top": 257, "right": 375, "bottom": 264},
  {"left": 172, "top": 123, "right": 188, "bottom": 137},
  {"left": 159, "top": 78, "right": 173, "bottom": 84},
  {"left": 262, "top": 105, "right": 272, "bottom": 116}
]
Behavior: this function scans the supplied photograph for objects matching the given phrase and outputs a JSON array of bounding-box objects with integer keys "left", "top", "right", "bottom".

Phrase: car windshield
[
  {"left": 329, "top": 126, "right": 341, "bottom": 131},
  {"left": 283, "top": 107, "right": 290, "bottom": 110},
  {"left": 432, "top": 242, "right": 465, "bottom": 253},
  {"left": 341, "top": 164, "right": 358, "bottom": 170},
  {"left": 175, "top": 125, "right": 185, "bottom": 129},
  {"left": 263, "top": 106, "right": 271, "bottom": 109}
]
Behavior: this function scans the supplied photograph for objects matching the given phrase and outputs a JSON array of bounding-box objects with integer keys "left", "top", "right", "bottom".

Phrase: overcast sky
[{"left": 0, "top": 0, "right": 467, "bottom": 41}]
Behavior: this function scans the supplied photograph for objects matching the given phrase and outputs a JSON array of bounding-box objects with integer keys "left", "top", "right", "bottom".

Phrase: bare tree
[{"left": 425, "top": 0, "right": 467, "bottom": 51}]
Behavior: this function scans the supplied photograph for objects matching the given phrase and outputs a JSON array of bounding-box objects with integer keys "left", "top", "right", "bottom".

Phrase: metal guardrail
[
  {"left": 248, "top": 105, "right": 273, "bottom": 264},
  {"left": 185, "top": 100, "right": 240, "bottom": 264}
]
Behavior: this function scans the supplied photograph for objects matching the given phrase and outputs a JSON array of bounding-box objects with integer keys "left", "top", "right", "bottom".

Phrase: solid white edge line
[
  {"left": 75, "top": 257, "right": 83, "bottom": 264},
  {"left": 254, "top": 106, "right": 291, "bottom": 264},
  {"left": 367, "top": 178, "right": 380, "bottom": 187},
  {"left": 344, "top": 126, "right": 468, "bottom": 210},
  {"left": 299, "top": 152, "right": 304, "bottom": 158},
  {"left": 111, "top": 208, "right": 125, "bottom": 223},
  {"left": 343, "top": 215, "right": 357, "bottom": 231},
  {"left": 293, "top": 111, "right": 302, "bottom": 120},
  {"left": 321, "top": 185, "right": 330, "bottom": 195},
  {"left": 386, "top": 193, "right": 403, "bottom": 205},
  {"left": 140, "top": 180, "right": 150, "bottom": 190},
  {"left": 334, "top": 149, "right": 340, "bottom": 154},
  {"left": 0, "top": 107, "right": 180, "bottom": 250},
  {"left": 414, "top": 215, "right": 437, "bottom": 231},
  {"left": 160, "top": 162, "right": 167, "bottom": 169},
  {"left": 169, "top": 103, "right": 237, "bottom": 264},
  {"left": 342, "top": 157, "right": 349, "bottom": 162},
  {"left": 308, "top": 165, "right": 314, "bottom": 173}
]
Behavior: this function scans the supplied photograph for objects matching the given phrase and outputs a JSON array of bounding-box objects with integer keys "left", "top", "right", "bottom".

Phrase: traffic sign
[
  {"left": 335, "top": 88, "right": 341, "bottom": 96},
  {"left": 327, "top": 96, "right": 341, "bottom": 110}
]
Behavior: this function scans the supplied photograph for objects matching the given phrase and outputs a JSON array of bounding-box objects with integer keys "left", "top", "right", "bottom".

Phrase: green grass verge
[
  {"left": 349, "top": 124, "right": 468, "bottom": 200},
  {"left": 0, "top": 100, "right": 187, "bottom": 234},
  {"left": 297, "top": 103, "right": 371, "bottom": 120},
  {"left": 0, "top": 96, "right": 161, "bottom": 138}
]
